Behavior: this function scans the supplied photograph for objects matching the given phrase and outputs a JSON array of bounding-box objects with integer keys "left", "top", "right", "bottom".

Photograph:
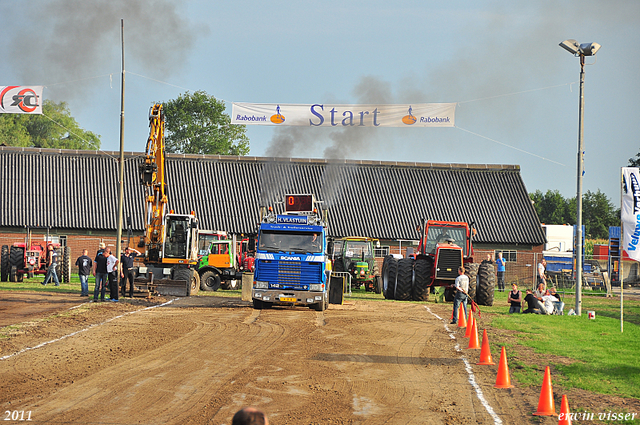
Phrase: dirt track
[{"left": 0, "top": 293, "right": 567, "bottom": 424}]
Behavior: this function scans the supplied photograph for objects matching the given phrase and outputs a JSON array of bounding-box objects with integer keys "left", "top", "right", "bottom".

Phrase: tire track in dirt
[{"left": 14, "top": 306, "right": 288, "bottom": 424}]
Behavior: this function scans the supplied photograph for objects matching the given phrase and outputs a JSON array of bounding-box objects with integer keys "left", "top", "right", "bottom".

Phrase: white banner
[
  {"left": 231, "top": 102, "right": 455, "bottom": 127},
  {"left": 622, "top": 167, "right": 640, "bottom": 262},
  {"left": 0, "top": 86, "right": 44, "bottom": 114}
]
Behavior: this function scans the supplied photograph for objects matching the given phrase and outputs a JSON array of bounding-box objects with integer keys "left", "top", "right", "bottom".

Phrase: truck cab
[{"left": 252, "top": 194, "right": 330, "bottom": 311}]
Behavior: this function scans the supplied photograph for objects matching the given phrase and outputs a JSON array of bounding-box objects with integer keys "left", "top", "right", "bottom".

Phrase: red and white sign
[{"left": 0, "top": 86, "right": 43, "bottom": 114}]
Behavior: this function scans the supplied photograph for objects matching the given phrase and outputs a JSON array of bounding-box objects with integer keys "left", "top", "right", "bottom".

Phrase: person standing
[
  {"left": 41, "top": 245, "right": 60, "bottom": 286},
  {"left": 120, "top": 247, "right": 140, "bottom": 298},
  {"left": 105, "top": 248, "right": 119, "bottom": 301},
  {"left": 450, "top": 266, "right": 469, "bottom": 325},
  {"left": 93, "top": 249, "right": 109, "bottom": 301},
  {"left": 75, "top": 249, "right": 92, "bottom": 296},
  {"left": 496, "top": 252, "right": 507, "bottom": 292},
  {"left": 507, "top": 283, "right": 522, "bottom": 313},
  {"left": 537, "top": 258, "right": 547, "bottom": 289}
]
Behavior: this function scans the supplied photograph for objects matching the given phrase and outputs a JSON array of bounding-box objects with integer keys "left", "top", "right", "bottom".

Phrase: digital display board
[{"left": 284, "top": 194, "right": 313, "bottom": 212}]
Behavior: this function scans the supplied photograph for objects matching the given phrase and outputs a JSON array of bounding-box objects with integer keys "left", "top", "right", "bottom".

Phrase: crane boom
[{"left": 137, "top": 103, "right": 200, "bottom": 296}]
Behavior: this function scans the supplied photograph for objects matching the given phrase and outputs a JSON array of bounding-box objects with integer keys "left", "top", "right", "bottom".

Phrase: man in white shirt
[
  {"left": 105, "top": 248, "right": 119, "bottom": 301},
  {"left": 450, "top": 266, "right": 469, "bottom": 325}
]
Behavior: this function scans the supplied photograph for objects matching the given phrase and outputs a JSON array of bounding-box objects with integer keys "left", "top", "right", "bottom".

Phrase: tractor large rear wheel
[
  {"left": 1, "top": 245, "right": 9, "bottom": 282},
  {"left": 476, "top": 261, "right": 496, "bottom": 306},
  {"left": 62, "top": 246, "right": 71, "bottom": 283},
  {"left": 9, "top": 246, "right": 24, "bottom": 282},
  {"left": 465, "top": 263, "right": 479, "bottom": 302},
  {"left": 413, "top": 258, "right": 432, "bottom": 302},
  {"left": 382, "top": 256, "right": 397, "bottom": 299},
  {"left": 200, "top": 270, "right": 221, "bottom": 291},
  {"left": 395, "top": 258, "right": 414, "bottom": 301},
  {"left": 333, "top": 257, "right": 345, "bottom": 273}
]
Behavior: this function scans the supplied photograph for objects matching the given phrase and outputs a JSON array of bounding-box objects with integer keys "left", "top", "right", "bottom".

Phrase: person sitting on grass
[
  {"left": 548, "top": 287, "right": 565, "bottom": 315},
  {"left": 522, "top": 289, "right": 543, "bottom": 314},
  {"left": 507, "top": 283, "right": 522, "bottom": 314}
]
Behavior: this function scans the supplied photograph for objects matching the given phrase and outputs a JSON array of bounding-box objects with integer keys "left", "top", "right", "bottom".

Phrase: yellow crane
[{"left": 138, "top": 104, "right": 200, "bottom": 296}]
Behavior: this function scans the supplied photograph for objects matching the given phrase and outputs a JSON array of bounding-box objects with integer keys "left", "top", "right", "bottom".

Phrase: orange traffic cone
[
  {"left": 477, "top": 329, "right": 495, "bottom": 365},
  {"left": 494, "top": 346, "right": 514, "bottom": 388},
  {"left": 558, "top": 395, "right": 572, "bottom": 424},
  {"left": 464, "top": 309, "right": 474, "bottom": 337},
  {"left": 457, "top": 304, "right": 467, "bottom": 328},
  {"left": 533, "top": 366, "right": 557, "bottom": 416},
  {"left": 467, "top": 318, "right": 480, "bottom": 349}
]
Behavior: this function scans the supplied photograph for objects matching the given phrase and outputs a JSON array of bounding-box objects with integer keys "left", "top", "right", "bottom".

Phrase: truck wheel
[
  {"left": 63, "top": 247, "right": 71, "bottom": 283},
  {"left": 476, "top": 261, "right": 496, "bottom": 306},
  {"left": 174, "top": 268, "right": 198, "bottom": 296},
  {"left": 465, "top": 263, "right": 479, "bottom": 302},
  {"left": 395, "top": 258, "right": 414, "bottom": 301},
  {"left": 382, "top": 256, "right": 398, "bottom": 299},
  {"left": 55, "top": 248, "right": 63, "bottom": 283},
  {"left": 1, "top": 245, "right": 9, "bottom": 282},
  {"left": 313, "top": 293, "right": 328, "bottom": 311},
  {"left": 27, "top": 266, "right": 34, "bottom": 279},
  {"left": 413, "top": 258, "right": 432, "bottom": 302},
  {"left": 191, "top": 270, "right": 200, "bottom": 295},
  {"left": 253, "top": 299, "right": 264, "bottom": 309},
  {"left": 200, "top": 270, "right": 221, "bottom": 291},
  {"left": 374, "top": 275, "right": 382, "bottom": 294}
]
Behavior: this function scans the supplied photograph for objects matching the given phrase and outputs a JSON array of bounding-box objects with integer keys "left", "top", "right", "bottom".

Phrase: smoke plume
[{"left": 10, "top": 0, "right": 201, "bottom": 102}]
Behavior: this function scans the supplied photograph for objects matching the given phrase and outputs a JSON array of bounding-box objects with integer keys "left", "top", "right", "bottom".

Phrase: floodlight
[
  {"left": 559, "top": 39, "right": 580, "bottom": 55},
  {"left": 579, "top": 42, "right": 601, "bottom": 56},
  {"left": 558, "top": 37, "right": 601, "bottom": 316}
]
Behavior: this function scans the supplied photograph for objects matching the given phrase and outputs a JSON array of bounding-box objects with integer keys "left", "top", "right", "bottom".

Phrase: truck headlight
[
  {"left": 310, "top": 284, "right": 324, "bottom": 291},
  {"left": 254, "top": 281, "right": 269, "bottom": 289}
]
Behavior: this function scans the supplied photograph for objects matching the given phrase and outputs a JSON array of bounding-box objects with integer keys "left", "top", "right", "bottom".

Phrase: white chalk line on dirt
[
  {"left": 425, "top": 306, "right": 503, "bottom": 425},
  {"left": 0, "top": 298, "right": 177, "bottom": 361}
]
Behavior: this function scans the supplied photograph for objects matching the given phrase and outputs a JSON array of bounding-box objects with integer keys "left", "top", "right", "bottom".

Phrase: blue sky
[{"left": 1, "top": 0, "right": 638, "bottom": 206}]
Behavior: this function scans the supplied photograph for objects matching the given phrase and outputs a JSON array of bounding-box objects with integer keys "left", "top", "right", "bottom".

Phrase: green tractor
[{"left": 331, "top": 237, "right": 382, "bottom": 293}]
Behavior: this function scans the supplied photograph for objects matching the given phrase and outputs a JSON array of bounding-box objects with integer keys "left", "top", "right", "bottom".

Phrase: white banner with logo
[
  {"left": 622, "top": 167, "right": 640, "bottom": 262},
  {"left": 231, "top": 102, "right": 455, "bottom": 127},
  {"left": 0, "top": 86, "right": 44, "bottom": 114}
]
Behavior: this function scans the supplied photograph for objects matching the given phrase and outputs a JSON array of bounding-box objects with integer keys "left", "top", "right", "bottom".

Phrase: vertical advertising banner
[
  {"left": 0, "top": 86, "right": 44, "bottom": 114},
  {"left": 622, "top": 167, "right": 640, "bottom": 262}
]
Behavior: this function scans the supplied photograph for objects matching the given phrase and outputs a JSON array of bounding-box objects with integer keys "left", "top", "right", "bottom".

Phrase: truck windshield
[
  {"left": 258, "top": 230, "right": 322, "bottom": 254},
  {"left": 424, "top": 226, "right": 467, "bottom": 256}
]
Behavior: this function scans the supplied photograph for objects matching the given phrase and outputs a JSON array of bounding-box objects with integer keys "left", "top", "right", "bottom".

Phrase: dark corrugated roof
[{"left": 0, "top": 146, "right": 545, "bottom": 244}]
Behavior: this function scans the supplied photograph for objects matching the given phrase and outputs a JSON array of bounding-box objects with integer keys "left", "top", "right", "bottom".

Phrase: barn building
[{"left": 0, "top": 146, "right": 545, "bottom": 274}]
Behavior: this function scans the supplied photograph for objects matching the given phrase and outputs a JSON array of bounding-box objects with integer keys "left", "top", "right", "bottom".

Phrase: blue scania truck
[{"left": 252, "top": 194, "right": 331, "bottom": 311}]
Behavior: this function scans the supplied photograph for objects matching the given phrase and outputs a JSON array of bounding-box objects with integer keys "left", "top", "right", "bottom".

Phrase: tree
[
  {"left": 163, "top": 91, "right": 249, "bottom": 155},
  {"left": 0, "top": 100, "right": 100, "bottom": 149},
  {"left": 529, "top": 190, "right": 571, "bottom": 225},
  {"left": 629, "top": 149, "right": 640, "bottom": 167},
  {"left": 529, "top": 189, "right": 619, "bottom": 239},
  {"left": 581, "top": 190, "right": 619, "bottom": 239}
]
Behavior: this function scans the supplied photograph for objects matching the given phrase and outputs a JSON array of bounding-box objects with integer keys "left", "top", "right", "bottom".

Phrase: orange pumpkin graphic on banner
[
  {"left": 402, "top": 106, "right": 416, "bottom": 125},
  {"left": 270, "top": 105, "right": 285, "bottom": 124}
]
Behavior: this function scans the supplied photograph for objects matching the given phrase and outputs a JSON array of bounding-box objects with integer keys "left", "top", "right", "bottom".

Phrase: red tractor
[
  {"left": 381, "top": 219, "right": 495, "bottom": 305},
  {"left": 1, "top": 241, "right": 71, "bottom": 283}
]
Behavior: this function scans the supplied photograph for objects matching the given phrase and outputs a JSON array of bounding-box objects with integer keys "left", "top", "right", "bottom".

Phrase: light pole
[{"left": 559, "top": 39, "right": 601, "bottom": 316}]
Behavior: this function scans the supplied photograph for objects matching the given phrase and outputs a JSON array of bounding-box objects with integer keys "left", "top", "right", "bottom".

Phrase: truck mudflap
[{"left": 252, "top": 289, "right": 325, "bottom": 306}]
